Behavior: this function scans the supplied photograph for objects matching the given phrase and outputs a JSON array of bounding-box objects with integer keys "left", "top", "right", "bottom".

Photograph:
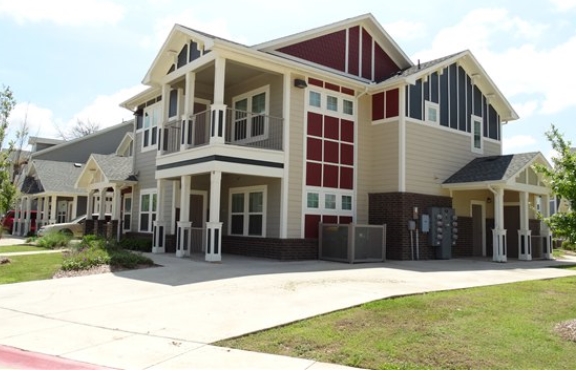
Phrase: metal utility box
[{"left": 428, "top": 207, "right": 458, "bottom": 259}]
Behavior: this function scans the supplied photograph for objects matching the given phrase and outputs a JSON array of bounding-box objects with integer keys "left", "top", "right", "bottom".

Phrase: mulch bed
[{"left": 52, "top": 264, "right": 157, "bottom": 279}]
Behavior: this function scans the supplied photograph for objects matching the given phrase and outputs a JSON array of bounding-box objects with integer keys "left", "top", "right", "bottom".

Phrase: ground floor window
[
  {"left": 123, "top": 194, "right": 132, "bottom": 231},
  {"left": 229, "top": 185, "right": 267, "bottom": 237},
  {"left": 304, "top": 187, "right": 354, "bottom": 239},
  {"left": 139, "top": 190, "right": 157, "bottom": 232}
]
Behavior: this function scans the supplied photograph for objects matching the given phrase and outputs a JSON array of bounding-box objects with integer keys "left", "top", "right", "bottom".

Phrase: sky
[{"left": 0, "top": 0, "right": 575, "bottom": 160}]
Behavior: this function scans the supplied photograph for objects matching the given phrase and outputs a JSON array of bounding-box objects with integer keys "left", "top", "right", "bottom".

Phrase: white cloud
[
  {"left": 0, "top": 0, "right": 125, "bottom": 26},
  {"left": 384, "top": 20, "right": 426, "bottom": 41},
  {"left": 139, "top": 11, "right": 237, "bottom": 51},
  {"left": 412, "top": 8, "right": 576, "bottom": 116},
  {"left": 8, "top": 102, "right": 61, "bottom": 142},
  {"left": 549, "top": 0, "right": 576, "bottom": 11},
  {"left": 503, "top": 134, "right": 537, "bottom": 152},
  {"left": 512, "top": 100, "right": 539, "bottom": 119}
]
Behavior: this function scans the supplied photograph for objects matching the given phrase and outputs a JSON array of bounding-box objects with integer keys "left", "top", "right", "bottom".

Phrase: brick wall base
[
  {"left": 222, "top": 236, "right": 318, "bottom": 261},
  {"left": 165, "top": 234, "right": 176, "bottom": 253}
]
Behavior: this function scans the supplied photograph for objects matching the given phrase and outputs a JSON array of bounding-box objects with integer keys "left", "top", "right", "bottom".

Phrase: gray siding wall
[
  {"left": 33, "top": 121, "right": 133, "bottom": 163},
  {"left": 131, "top": 128, "right": 158, "bottom": 233}
]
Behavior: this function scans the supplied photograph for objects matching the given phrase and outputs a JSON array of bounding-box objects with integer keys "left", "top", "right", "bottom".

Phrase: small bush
[
  {"left": 561, "top": 240, "right": 576, "bottom": 251},
  {"left": 118, "top": 237, "right": 152, "bottom": 252},
  {"left": 61, "top": 235, "right": 153, "bottom": 271},
  {"left": 36, "top": 232, "right": 71, "bottom": 249}
]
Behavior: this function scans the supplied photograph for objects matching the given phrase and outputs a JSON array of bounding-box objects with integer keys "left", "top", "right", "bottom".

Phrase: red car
[{"left": 1, "top": 210, "right": 37, "bottom": 234}]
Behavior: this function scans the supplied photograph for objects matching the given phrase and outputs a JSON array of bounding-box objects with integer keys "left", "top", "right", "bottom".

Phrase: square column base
[
  {"left": 205, "top": 222, "right": 222, "bottom": 262},
  {"left": 492, "top": 229, "right": 507, "bottom": 263},
  {"left": 152, "top": 221, "right": 166, "bottom": 254},
  {"left": 518, "top": 230, "right": 532, "bottom": 261},
  {"left": 541, "top": 232, "right": 553, "bottom": 260},
  {"left": 176, "top": 222, "right": 192, "bottom": 258}
]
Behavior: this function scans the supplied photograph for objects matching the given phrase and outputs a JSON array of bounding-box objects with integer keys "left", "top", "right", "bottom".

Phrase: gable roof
[
  {"left": 91, "top": 154, "right": 135, "bottom": 182},
  {"left": 23, "top": 160, "right": 85, "bottom": 194},
  {"left": 443, "top": 152, "right": 542, "bottom": 185},
  {"left": 254, "top": 13, "right": 412, "bottom": 72},
  {"left": 377, "top": 50, "right": 519, "bottom": 122}
]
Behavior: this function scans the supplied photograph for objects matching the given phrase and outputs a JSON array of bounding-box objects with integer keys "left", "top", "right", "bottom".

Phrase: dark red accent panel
[
  {"left": 340, "top": 167, "right": 353, "bottom": 189},
  {"left": 374, "top": 43, "right": 401, "bottom": 82},
  {"left": 361, "top": 28, "right": 372, "bottom": 80},
  {"left": 323, "top": 164, "right": 339, "bottom": 188},
  {"left": 308, "top": 78, "right": 323, "bottom": 87},
  {"left": 279, "top": 30, "right": 346, "bottom": 72},
  {"left": 307, "top": 112, "right": 323, "bottom": 136},
  {"left": 372, "top": 92, "right": 384, "bottom": 120},
  {"left": 324, "top": 116, "right": 339, "bottom": 140},
  {"left": 307, "top": 137, "right": 322, "bottom": 161},
  {"left": 341, "top": 119, "right": 354, "bottom": 143},
  {"left": 305, "top": 214, "right": 321, "bottom": 239},
  {"left": 341, "top": 87, "right": 354, "bottom": 96},
  {"left": 324, "top": 140, "right": 339, "bottom": 164},
  {"left": 348, "top": 26, "right": 359, "bottom": 76},
  {"left": 325, "top": 82, "right": 339, "bottom": 92},
  {"left": 339, "top": 216, "right": 353, "bottom": 224},
  {"left": 322, "top": 215, "right": 338, "bottom": 224},
  {"left": 385, "top": 88, "right": 399, "bottom": 118},
  {"left": 340, "top": 143, "right": 354, "bottom": 165},
  {"left": 306, "top": 162, "right": 322, "bottom": 186}
]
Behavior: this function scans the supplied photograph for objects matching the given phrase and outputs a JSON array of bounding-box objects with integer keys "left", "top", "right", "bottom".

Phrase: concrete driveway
[{"left": 1, "top": 252, "right": 576, "bottom": 369}]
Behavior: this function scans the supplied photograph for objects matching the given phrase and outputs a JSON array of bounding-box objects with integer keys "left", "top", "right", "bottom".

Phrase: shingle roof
[
  {"left": 91, "top": 154, "right": 135, "bottom": 182},
  {"left": 30, "top": 160, "right": 85, "bottom": 194},
  {"left": 443, "top": 152, "right": 540, "bottom": 184},
  {"left": 21, "top": 175, "right": 42, "bottom": 194},
  {"left": 382, "top": 51, "right": 466, "bottom": 83}
]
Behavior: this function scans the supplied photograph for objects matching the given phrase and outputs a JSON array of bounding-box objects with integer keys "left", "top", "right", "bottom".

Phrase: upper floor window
[
  {"left": 232, "top": 86, "right": 269, "bottom": 144},
  {"left": 308, "top": 89, "right": 354, "bottom": 118},
  {"left": 471, "top": 115, "right": 483, "bottom": 153},
  {"left": 309, "top": 91, "right": 321, "bottom": 108},
  {"left": 142, "top": 102, "right": 161, "bottom": 151},
  {"left": 425, "top": 101, "right": 439, "bottom": 124}
]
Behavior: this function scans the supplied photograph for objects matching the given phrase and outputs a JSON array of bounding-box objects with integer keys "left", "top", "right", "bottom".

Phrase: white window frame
[
  {"left": 471, "top": 115, "right": 483, "bottom": 154},
  {"left": 304, "top": 187, "right": 354, "bottom": 216},
  {"left": 307, "top": 88, "right": 355, "bottom": 119},
  {"left": 228, "top": 185, "right": 267, "bottom": 237},
  {"left": 138, "top": 189, "right": 157, "bottom": 233},
  {"left": 425, "top": 101, "right": 439, "bottom": 125},
  {"left": 231, "top": 85, "right": 270, "bottom": 144},
  {"left": 123, "top": 194, "right": 132, "bottom": 232},
  {"left": 141, "top": 101, "right": 161, "bottom": 152}
]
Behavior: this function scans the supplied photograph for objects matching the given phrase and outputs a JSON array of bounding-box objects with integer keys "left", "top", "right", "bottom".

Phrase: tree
[
  {"left": 533, "top": 124, "right": 576, "bottom": 244},
  {"left": 58, "top": 118, "right": 100, "bottom": 140},
  {"left": 0, "top": 85, "right": 17, "bottom": 215}
]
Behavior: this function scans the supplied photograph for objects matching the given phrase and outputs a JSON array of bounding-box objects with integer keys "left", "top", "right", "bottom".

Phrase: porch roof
[
  {"left": 21, "top": 160, "right": 85, "bottom": 195},
  {"left": 75, "top": 154, "right": 137, "bottom": 190},
  {"left": 442, "top": 152, "right": 551, "bottom": 193}
]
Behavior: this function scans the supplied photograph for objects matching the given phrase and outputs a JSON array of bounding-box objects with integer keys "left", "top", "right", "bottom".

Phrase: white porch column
[
  {"left": 158, "top": 83, "right": 171, "bottom": 155},
  {"left": 176, "top": 175, "right": 191, "bottom": 258},
  {"left": 518, "top": 191, "right": 532, "bottom": 261},
  {"left": 87, "top": 189, "right": 94, "bottom": 219},
  {"left": 42, "top": 196, "right": 50, "bottom": 226},
  {"left": 71, "top": 195, "right": 78, "bottom": 219},
  {"left": 153, "top": 180, "right": 166, "bottom": 254},
  {"left": 98, "top": 188, "right": 106, "bottom": 221},
  {"left": 49, "top": 194, "right": 57, "bottom": 225},
  {"left": 206, "top": 170, "right": 222, "bottom": 262},
  {"left": 491, "top": 187, "right": 507, "bottom": 262},
  {"left": 13, "top": 198, "right": 23, "bottom": 235},
  {"left": 23, "top": 197, "right": 32, "bottom": 236},
  {"left": 540, "top": 194, "right": 553, "bottom": 260},
  {"left": 112, "top": 186, "right": 122, "bottom": 241},
  {"left": 210, "top": 56, "right": 226, "bottom": 144},
  {"left": 182, "top": 71, "right": 196, "bottom": 150}
]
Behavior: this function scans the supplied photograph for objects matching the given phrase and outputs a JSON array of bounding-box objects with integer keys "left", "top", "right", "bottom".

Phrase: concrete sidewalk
[{"left": 1, "top": 254, "right": 576, "bottom": 369}]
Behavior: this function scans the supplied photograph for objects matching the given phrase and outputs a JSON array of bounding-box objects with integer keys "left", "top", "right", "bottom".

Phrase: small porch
[{"left": 444, "top": 152, "right": 554, "bottom": 263}]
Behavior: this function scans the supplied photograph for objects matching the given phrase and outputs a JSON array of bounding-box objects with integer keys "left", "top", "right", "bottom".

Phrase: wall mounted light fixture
[{"left": 294, "top": 78, "right": 307, "bottom": 89}]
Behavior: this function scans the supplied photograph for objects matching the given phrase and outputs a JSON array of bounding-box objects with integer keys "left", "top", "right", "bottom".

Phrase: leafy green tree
[
  {"left": 0, "top": 85, "right": 17, "bottom": 215},
  {"left": 533, "top": 124, "right": 576, "bottom": 244}
]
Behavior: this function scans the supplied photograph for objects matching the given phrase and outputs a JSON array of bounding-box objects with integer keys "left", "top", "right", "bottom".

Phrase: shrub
[
  {"left": 561, "top": 240, "right": 576, "bottom": 251},
  {"left": 36, "top": 232, "right": 71, "bottom": 249},
  {"left": 118, "top": 237, "right": 152, "bottom": 252},
  {"left": 61, "top": 247, "right": 110, "bottom": 271}
]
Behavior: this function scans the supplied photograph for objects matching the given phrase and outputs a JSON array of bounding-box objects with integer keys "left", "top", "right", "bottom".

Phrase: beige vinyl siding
[
  {"left": 132, "top": 131, "right": 159, "bottom": 232},
  {"left": 356, "top": 95, "right": 399, "bottom": 223},
  {"left": 452, "top": 190, "right": 494, "bottom": 218},
  {"left": 286, "top": 83, "right": 306, "bottom": 238},
  {"left": 225, "top": 73, "right": 283, "bottom": 119},
  {"left": 405, "top": 120, "right": 502, "bottom": 196}
]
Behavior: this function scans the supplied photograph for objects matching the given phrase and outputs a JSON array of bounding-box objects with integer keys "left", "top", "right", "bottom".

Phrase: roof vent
[{"left": 73, "top": 163, "right": 82, "bottom": 168}]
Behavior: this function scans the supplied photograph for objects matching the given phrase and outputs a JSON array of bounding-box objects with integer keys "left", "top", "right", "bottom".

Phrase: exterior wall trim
[{"left": 156, "top": 154, "right": 284, "bottom": 171}]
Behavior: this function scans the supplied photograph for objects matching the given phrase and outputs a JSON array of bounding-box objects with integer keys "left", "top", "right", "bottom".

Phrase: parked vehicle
[
  {"left": 37, "top": 214, "right": 86, "bottom": 238},
  {"left": 1, "top": 210, "right": 37, "bottom": 234}
]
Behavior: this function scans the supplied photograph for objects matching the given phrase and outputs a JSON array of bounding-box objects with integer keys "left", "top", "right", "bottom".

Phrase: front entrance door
[
  {"left": 472, "top": 203, "right": 485, "bottom": 256},
  {"left": 189, "top": 193, "right": 206, "bottom": 253}
]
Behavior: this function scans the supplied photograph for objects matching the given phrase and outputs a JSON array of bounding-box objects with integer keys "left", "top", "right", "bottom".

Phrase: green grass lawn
[
  {"left": 0, "top": 253, "right": 63, "bottom": 285},
  {"left": 0, "top": 244, "right": 51, "bottom": 253},
  {"left": 217, "top": 270, "right": 576, "bottom": 370}
]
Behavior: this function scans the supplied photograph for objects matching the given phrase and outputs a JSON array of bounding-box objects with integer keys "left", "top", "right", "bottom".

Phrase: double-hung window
[
  {"left": 229, "top": 186, "right": 267, "bottom": 237},
  {"left": 139, "top": 190, "right": 157, "bottom": 232},
  {"left": 142, "top": 102, "right": 161, "bottom": 151},
  {"left": 471, "top": 115, "right": 483, "bottom": 153},
  {"left": 123, "top": 194, "right": 132, "bottom": 232},
  {"left": 232, "top": 86, "right": 269, "bottom": 143}
]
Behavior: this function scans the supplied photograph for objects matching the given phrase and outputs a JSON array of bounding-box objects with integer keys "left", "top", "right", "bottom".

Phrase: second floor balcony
[{"left": 161, "top": 107, "right": 283, "bottom": 155}]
